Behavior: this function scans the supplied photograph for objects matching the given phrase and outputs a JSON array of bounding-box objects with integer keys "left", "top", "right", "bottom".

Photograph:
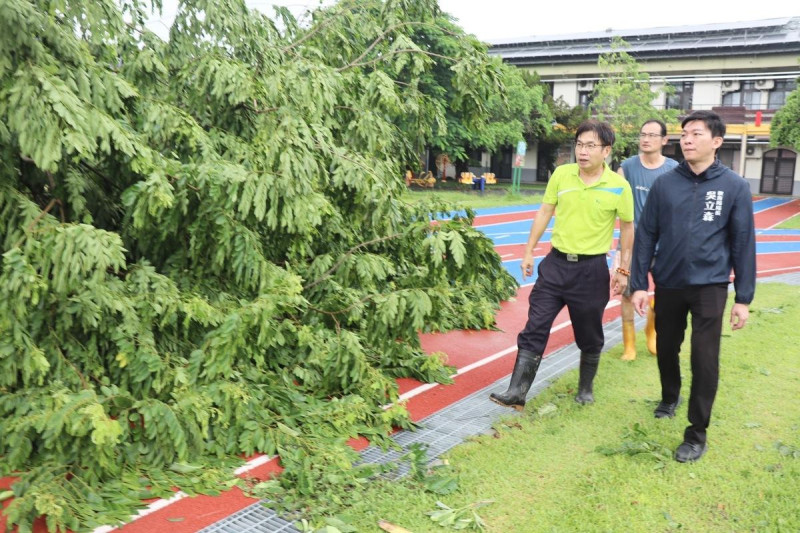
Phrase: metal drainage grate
[
  {"left": 199, "top": 502, "right": 298, "bottom": 533},
  {"left": 199, "top": 313, "right": 643, "bottom": 532}
]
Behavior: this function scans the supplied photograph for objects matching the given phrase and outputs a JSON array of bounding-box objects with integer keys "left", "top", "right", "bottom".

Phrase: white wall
[
  {"left": 554, "top": 81, "right": 578, "bottom": 107},
  {"left": 650, "top": 82, "right": 667, "bottom": 108},
  {"left": 693, "top": 81, "right": 723, "bottom": 109}
]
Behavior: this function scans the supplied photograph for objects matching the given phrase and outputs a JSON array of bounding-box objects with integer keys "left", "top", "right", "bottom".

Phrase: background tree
[
  {"left": 414, "top": 16, "right": 553, "bottom": 174},
  {"left": 528, "top": 72, "right": 590, "bottom": 180},
  {"left": 464, "top": 66, "right": 554, "bottom": 175},
  {"left": 0, "top": 0, "right": 519, "bottom": 529},
  {"left": 590, "top": 37, "right": 678, "bottom": 161},
  {"left": 771, "top": 79, "right": 800, "bottom": 150}
]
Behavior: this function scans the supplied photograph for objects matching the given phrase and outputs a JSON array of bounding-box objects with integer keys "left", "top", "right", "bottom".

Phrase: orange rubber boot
[
  {"left": 645, "top": 299, "right": 657, "bottom": 355},
  {"left": 620, "top": 320, "right": 637, "bottom": 361}
]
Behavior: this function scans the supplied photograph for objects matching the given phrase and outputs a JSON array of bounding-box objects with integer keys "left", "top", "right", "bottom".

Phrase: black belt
[{"left": 551, "top": 248, "right": 606, "bottom": 262}]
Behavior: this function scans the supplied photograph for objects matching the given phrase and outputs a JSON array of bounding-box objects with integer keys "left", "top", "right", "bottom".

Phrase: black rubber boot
[
  {"left": 489, "top": 349, "right": 542, "bottom": 411},
  {"left": 575, "top": 352, "right": 601, "bottom": 405}
]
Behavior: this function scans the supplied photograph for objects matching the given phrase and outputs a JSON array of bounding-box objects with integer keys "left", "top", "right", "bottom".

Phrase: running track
[{"left": 2, "top": 198, "right": 799, "bottom": 533}]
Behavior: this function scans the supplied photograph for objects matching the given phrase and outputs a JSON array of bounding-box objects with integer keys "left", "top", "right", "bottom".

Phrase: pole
[{"left": 513, "top": 141, "right": 526, "bottom": 195}]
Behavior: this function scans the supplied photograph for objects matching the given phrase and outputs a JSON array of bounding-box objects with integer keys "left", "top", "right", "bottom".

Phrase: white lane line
[
  {"left": 93, "top": 451, "right": 281, "bottom": 532},
  {"left": 392, "top": 296, "right": 632, "bottom": 405},
  {"left": 93, "top": 492, "right": 189, "bottom": 533},
  {"left": 758, "top": 266, "right": 800, "bottom": 274},
  {"left": 90, "top": 291, "right": 645, "bottom": 531},
  {"left": 234, "top": 454, "right": 275, "bottom": 475}
]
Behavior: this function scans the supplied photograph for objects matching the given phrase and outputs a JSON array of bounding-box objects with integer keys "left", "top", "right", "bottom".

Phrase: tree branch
[
  {"left": 54, "top": 339, "right": 89, "bottom": 390},
  {"left": 303, "top": 232, "right": 403, "bottom": 290},
  {"left": 306, "top": 304, "right": 342, "bottom": 334},
  {"left": 319, "top": 145, "right": 396, "bottom": 192},
  {"left": 45, "top": 171, "right": 66, "bottom": 223},
  {"left": 13, "top": 199, "right": 58, "bottom": 249},
  {"left": 341, "top": 22, "right": 419, "bottom": 71},
  {"left": 281, "top": 13, "right": 341, "bottom": 53},
  {"left": 337, "top": 49, "right": 451, "bottom": 72},
  {"left": 243, "top": 103, "right": 280, "bottom": 115}
]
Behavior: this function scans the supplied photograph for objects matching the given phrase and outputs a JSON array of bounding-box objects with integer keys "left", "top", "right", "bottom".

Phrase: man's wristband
[{"left": 615, "top": 267, "right": 630, "bottom": 276}]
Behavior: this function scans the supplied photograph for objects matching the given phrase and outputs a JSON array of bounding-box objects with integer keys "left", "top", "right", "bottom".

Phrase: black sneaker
[
  {"left": 674, "top": 441, "right": 708, "bottom": 463},
  {"left": 654, "top": 396, "right": 682, "bottom": 418}
]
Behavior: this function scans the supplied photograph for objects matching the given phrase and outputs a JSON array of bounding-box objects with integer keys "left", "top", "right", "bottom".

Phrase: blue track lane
[
  {"left": 435, "top": 196, "right": 799, "bottom": 285},
  {"left": 751, "top": 197, "right": 794, "bottom": 210},
  {"left": 494, "top": 242, "right": 800, "bottom": 287},
  {"left": 470, "top": 201, "right": 800, "bottom": 286},
  {"left": 465, "top": 196, "right": 790, "bottom": 219}
]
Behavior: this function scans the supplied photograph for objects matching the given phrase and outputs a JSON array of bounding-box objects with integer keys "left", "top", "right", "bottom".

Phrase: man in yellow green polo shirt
[{"left": 491, "top": 120, "right": 634, "bottom": 409}]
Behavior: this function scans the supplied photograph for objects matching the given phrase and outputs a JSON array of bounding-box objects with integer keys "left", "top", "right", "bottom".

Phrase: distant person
[
  {"left": 490, "top": 120, "right": 634, "bottom": 409},
  {"left": 616, "top": 120, "right": 678, "bottom": 360},
  {"left": 631, "top": 110, "right": 756, "bottom": 463}
]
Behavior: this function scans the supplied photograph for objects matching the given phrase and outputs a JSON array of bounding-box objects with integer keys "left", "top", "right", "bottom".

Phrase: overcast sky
[
  {"left": 438, "top": 1, "right": 798, "bottom": 41},
  {"left": 145, "top": 1, "right": 798, "bottom": 41}
]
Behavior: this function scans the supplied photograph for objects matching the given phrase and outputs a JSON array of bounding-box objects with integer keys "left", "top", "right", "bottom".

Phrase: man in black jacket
[{"left": 630, "top": 110, "right": 756, "bottom": 463}]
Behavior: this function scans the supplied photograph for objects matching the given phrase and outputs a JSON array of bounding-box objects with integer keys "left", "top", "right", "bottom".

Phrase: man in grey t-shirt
[{"left": 617, "top": 119, "right": 678, "bottom": 361}]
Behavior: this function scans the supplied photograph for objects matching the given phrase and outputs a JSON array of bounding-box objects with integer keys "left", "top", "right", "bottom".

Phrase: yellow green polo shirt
[{"left": 543, "top": 163, "right": 634, "bottom": 255}]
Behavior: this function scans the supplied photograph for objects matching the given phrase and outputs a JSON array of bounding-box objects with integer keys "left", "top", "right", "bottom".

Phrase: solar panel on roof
[{"left": 489, "top": 17, "right": 800, "bottom": 65}]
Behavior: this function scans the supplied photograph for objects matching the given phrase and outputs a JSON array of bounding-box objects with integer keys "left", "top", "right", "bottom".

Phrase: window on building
[
  {"left": 768, "top": 79, "right": 798, "bottom": 109},
  {"left": 722, "top": 81, "right": 762, "bottom": 110},
  {"left": 578, "top": 91, "right": 594, "bottom": 109},
  {"left": 467, "top": 149, "right": 483, "bottom": 168},
  {"left": 666, "top": 81, "right": 693, "bottom": 111}
]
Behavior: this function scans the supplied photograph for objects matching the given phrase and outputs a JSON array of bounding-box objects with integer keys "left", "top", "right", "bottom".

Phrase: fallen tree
[{"left": 0, "top": 0, "right": 519, "bottom": 530}]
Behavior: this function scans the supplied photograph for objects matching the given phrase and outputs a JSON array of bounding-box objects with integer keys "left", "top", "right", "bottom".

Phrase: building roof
[{"left": 489, "top": 17, "right": 800, "bottom": 66}]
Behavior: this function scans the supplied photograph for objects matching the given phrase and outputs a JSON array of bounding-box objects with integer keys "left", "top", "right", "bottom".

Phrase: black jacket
[{"left": 630, "top": 160, "right": 756, "bottom": 304}]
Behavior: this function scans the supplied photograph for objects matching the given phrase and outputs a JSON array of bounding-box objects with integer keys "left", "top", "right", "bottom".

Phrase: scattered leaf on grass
[
  {"left": 424, "top": 474, "right": 460, "bottom": 495},
  {"left": 427, "top": 500, "right": 493, "bottom": 531},
  {"left": 324, "top": 517, "right": 357, "bottom": 532},
  {"left": 773, "top": 441, "right": 800, "bottom": 458},
  {"left": 663, "top": 511, "right": 682, "bottom": 528},
  {"left": 743, "top": 422, "right": 762, "bottom": 428},
  {"left": 537, "top": 403, "right": 557, "bottom": 416},
  {"left": 378, "top": 520, "right": 414, "bottom": 533}
]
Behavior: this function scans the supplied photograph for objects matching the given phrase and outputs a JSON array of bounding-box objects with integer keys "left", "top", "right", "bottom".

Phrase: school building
[{"left": 485, "top": 16, "right": 800, "bottom": 195}]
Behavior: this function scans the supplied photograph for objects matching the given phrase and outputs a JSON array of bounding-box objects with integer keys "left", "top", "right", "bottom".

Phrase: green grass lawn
[
  {"left": 325, "top": 282, "right": 800, "bottom": 532},
  {"left": 403, "top": 181, "right": 545, "bottom": 209},
  {"left": 775, "top": 214, "right": 800, "bottom": 229}
]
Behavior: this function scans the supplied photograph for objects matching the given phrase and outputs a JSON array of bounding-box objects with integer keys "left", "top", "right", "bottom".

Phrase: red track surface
[
  {"left": 473, "top": 210, "right": 536, "bottom": 226},
  {"left": 3, "top": 199, "right": 800, "bottom": 533},
  {"left": 754, "top": 198, "right": 800, "bottom": 228}
]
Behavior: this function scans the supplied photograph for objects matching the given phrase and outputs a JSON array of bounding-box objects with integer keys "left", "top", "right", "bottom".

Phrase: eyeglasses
[
  {"left": 575, "top": 142, "right": 605, "bottom": 150},
  {"left": 639, "top": 133, "right": 663, "bottom": 139}
]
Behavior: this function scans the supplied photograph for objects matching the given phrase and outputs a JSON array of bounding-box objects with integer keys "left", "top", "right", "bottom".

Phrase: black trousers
[
  {"left": 517, "top": 252, "right": 610, "bottom": 355},
  {"left": 655, "top": 284, "right": 728, "bottom": 445}
]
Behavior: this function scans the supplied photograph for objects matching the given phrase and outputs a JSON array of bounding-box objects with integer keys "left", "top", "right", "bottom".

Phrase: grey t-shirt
[{"left": 620, "top": 155, "right": 679, "bottom": 225}]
